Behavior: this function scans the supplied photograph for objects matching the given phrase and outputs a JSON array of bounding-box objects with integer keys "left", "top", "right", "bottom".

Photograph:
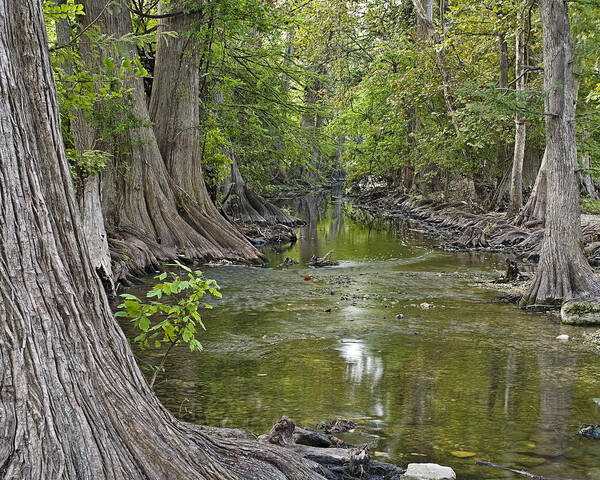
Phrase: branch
[
  {"left": 476, "top": 461, "right": 584, "bottom": 480},
  {"left": 127, "top": 5, "right": 201, "bottom": 19},
  {"left": 49, "top": 0, "right": 112, "bottom": 52}
]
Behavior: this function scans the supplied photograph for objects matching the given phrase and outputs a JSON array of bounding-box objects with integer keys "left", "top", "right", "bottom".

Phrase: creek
[{"left": 115, "top": 192, "right": 600, "bottom": 479}]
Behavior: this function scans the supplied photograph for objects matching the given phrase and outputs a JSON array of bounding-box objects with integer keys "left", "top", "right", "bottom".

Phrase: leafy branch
[{"left": 115, "top": 261, "right": 221, "bottom": 388}]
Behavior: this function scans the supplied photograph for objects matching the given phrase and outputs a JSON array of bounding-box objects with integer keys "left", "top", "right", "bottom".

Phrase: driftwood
[
  {"left": 309, "top": 250, "right": 339, "bottom": 267},
  {"left": 294, "top": 427, "right": 333, "bottom": 448},
  {"left": 261, "top": 416, "right": 404, "bottom": 480},
  {"left": 476, "top": 461, "right": 584, "bottom": 480}
]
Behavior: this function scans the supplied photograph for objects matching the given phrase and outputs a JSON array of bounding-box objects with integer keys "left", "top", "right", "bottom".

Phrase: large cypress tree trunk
[
  {"left": 521, "top": 0, "right": 600, "bottom": 305},
  {"left": 80, "top": 0, "right": 258, "bottom": 281},
  {"left": 148, "top": 0, "right": 258, "bottom": 259},
  {"left": 0, "top": 2, "right": 326, "bottom": 478}
]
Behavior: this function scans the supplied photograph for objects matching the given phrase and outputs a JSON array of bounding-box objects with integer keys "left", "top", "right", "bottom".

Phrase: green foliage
[
  {"left": 43, "top": 0, "right": 84, "bottom": 20},
  {"left": 67, "top": 148, "right": 112, "bottom": 193},
  {"left": 43, "top": 0, "right": 600, "bottom": 201},
  {"left": 581, "top": 198, "right": 600, "bottom": 214},
  {"left": 115, "top": 262, "right": 221, "bottom": 387}
]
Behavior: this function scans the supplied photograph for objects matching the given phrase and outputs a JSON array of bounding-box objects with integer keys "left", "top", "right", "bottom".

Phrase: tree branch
[
  {"left": 127, "top": 5, "right": 201, "bottom": 19},
  {"left": 476, "top": 461, "right": 584, "bottom": 480},
  {"left": 49, "top": 0, "right": 112, "bottom": 52}
]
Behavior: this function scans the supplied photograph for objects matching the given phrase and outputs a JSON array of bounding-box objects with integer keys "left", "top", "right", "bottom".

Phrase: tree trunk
[
  {"left": 522, "top": 0, "right": 600, "bottom": 306},
  {"left": 78, "top": 0, "right": 258, "bottom": 281},
  {"left": 55, "top": 17, "right": 114, "bottom": 291},
  {"left": 490, "top": 32, "right": 510, "bottom": 209},
  {"left": 577, "top": 152, "right": 598, "bottom": 199},
  {"left": 222, "top": 153, "right": 302, "bottom": 227},
  {"left": 508, "top": 10, "right": 527, "bottom": 216},
  {"left": 0, "top": 2, "right": 327, "bottom": 478},
  {"left": 515, "top": 148, "right": 547, "bottom": 226},
  {"left": 148, "top": 0, "right": 257, "bottom": 260},
  {"left": 415, "top": 0, "right": 434, "bottom": 39}
]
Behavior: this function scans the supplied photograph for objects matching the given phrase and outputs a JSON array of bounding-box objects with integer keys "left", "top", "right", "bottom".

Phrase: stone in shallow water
[
  {"left": 578, "top": 424, "right": 600, "bottom": 440},
  {"left": 403, "top": 463, "right": 456, "bottom": 480}
]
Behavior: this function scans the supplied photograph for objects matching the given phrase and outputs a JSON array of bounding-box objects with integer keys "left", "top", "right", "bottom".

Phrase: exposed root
[{"left": 349, "top": 187, "right": 600, "bottom": 268}]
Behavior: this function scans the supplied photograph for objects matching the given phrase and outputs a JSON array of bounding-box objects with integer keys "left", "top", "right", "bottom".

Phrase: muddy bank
[{"left": 349, "top": 187, "right": 600, "bottom": 267}]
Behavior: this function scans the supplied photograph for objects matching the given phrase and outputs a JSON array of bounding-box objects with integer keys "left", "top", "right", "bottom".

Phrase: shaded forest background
[{"left": 44, "top": 0, "right": 600, "bottom": 283}]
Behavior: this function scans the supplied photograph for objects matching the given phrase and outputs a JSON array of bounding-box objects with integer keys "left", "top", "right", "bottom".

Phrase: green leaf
[
  {"left": 104, "top": 57, "right": 115, "bottom": 71},
  {"left": 121, "top": 293, "right": 140, "bottom": 301},
  {"left": 138, "top": 316, "right": 150, "bottom": 332}
]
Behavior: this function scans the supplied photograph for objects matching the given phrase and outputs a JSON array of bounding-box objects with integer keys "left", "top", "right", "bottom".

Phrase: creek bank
[
  {"left": 252, "top": 416, "right": 462, "bottom": 480},
  {"left": 348, "top": 187, "right": 600, "bottom": 266}
]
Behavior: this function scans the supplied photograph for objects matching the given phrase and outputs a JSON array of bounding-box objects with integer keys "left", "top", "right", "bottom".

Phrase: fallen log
[{"left": 294, "top": 427, "right": 333, "bottom": 448}]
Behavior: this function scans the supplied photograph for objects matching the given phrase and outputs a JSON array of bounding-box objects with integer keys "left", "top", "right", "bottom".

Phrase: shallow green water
[{"left": 117, "top": 193, "right": 600, "bottom": 479}]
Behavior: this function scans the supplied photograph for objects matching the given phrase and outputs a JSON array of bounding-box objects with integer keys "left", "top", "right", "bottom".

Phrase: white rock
[
  {"left": 556, "top": 334, "right": 569, "bottom": 341},
  {"left": 419, "top": 302, "right": 434, "bottom": 310},
  {"left": 403, "top": 463, "right": 456, "bottom": 480}
]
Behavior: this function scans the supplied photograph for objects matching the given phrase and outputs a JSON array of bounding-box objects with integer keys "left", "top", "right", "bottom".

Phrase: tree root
[
  {"left": 259, "top": 417, "right": 405, "bottom": 480},
  {"left": 349, "top": 188, "right": 600, "bottom": 268}
]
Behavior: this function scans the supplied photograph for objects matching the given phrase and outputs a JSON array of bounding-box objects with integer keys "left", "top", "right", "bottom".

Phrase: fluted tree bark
[
  {"left": 0, "top": 1, "right": 328, "bottom": 478},
  {"left": 55, "top": 17, "right": 114, "bottom": 290},
  {"left": 222, "top": 152, "right": 302, "bottom": 227},
  {"left": 521, "top": 0, "right": 600, "bottom": 306},
  {"left": 515, "top": 148, "right": 547, "bottom": 226},
  {"left": 149, "top": 0, "right": 258, "bottom": 258},
  {"left": 74, "top": 0, "right": 258, "bottom": 281}
]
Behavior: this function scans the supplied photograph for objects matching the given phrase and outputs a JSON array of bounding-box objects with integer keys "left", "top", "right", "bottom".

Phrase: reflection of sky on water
[{"left": 337, "top": 339, "right": 384, "bottom": 388}]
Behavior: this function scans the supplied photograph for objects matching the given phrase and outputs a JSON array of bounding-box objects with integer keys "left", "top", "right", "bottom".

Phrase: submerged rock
[
  {"left": 561, "top": 300, "right": 600, "bottom": 325},
  {"left": 403, "top": 463, "right": 456, "bottom": 480},
  {"left": 578, "top": 424, "right": 600, "bottom": 440}
]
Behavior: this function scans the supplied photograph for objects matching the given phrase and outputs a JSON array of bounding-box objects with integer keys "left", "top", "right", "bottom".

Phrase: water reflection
[
  {"left": 337, "top": 340, "right": 384, "bottom": 387},
  {"left": 116, "top": 192, "right": 600, "bottom": 480}
]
